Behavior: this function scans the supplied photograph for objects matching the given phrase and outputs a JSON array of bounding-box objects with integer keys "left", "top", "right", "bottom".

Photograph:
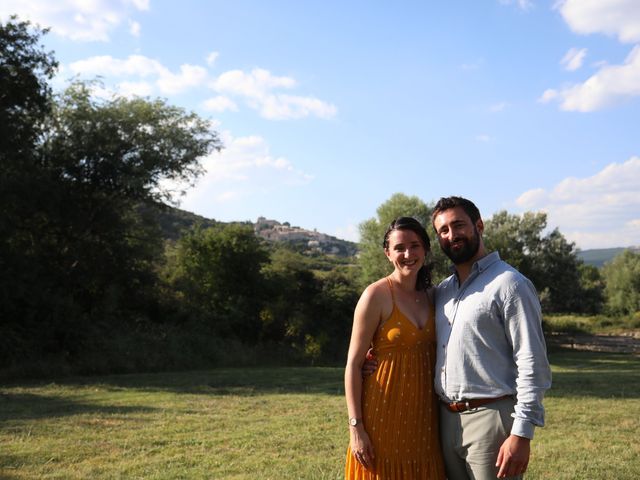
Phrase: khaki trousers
[{"left": 439, "top": 397, "right": 523, "bottom": 480}]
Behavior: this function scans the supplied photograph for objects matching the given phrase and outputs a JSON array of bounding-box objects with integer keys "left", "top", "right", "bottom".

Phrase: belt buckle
[{"left": 464, "top": 400, "right": 471, "bottom": 412}]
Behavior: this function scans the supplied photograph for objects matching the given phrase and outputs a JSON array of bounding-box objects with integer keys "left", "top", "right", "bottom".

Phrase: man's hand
[
  {"left": 362, "top": 348, "right": 378, "bottom": 377},
  {"left": 496, "top": 434, "right": 530, "bottom": 478}
]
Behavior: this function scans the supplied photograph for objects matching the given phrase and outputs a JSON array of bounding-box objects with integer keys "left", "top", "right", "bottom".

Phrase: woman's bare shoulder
[{"left": 358, "top": 277, "right": 393, "bottom": 315}]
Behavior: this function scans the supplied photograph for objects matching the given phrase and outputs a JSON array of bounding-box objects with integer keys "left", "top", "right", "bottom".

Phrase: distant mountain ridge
[{"left": 576, "top": 247, "right": 639, "bottom": 268}]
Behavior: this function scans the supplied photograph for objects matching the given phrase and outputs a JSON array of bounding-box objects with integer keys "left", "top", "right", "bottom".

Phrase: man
[
  {"left": 364, "top": 196, "right": 551, "bottom": 479},
  {"left": 431, "top": 196, "right": 551, "bottom": 479}
]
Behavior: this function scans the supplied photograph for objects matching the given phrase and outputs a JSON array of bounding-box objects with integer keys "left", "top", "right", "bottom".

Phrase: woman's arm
[{"left": 344, "top": 284, "right": 383, "bottom": 469}]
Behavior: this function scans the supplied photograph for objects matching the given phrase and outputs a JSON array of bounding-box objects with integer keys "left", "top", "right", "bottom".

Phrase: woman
[{"left": 345, "top": 217, "right": 445, "bottom": 479}]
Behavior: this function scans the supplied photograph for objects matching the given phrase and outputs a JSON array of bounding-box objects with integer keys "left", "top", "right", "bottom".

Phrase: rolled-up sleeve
[{"left": 504, "top": 278, "right": 552, "bottom": 439}]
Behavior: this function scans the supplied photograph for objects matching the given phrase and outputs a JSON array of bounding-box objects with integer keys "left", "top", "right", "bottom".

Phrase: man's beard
[{"left": 442, "top": 227, "right": 480, "bottom": 264}]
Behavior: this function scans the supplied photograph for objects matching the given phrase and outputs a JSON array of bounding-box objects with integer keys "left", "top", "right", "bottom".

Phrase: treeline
[
  {"left": 1, "top": 18, "right": 639, "bottom": 379},
  {"left": 0, "top": 18, "right": 359, "bottom": 377}
]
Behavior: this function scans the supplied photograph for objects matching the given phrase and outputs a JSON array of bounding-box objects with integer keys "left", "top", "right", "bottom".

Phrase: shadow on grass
[
  {"left": 2, "top": 367, "right": 346, "bottom": 397},
  {"left": 0, "top": 392, "right": 156, "bottom": 423},
  {"left": 547, "top": 349, "right": 640, "bottom": 399},
  {"left": 4, "top": 350, "right": 636, "bottom": 400}
]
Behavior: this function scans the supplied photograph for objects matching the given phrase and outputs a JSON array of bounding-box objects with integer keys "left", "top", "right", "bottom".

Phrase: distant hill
[
  {"left": 146, "top": 204, "right": 358, "bottom": 256},
  {"left": 140, "top": 203, "right": 221, "bottom": 241},
  {"left": 577, "top": 247, "right": 639, "bottom": 268}
]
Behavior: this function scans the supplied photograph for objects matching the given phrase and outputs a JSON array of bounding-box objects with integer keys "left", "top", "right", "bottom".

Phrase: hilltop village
[{"left": 254, "top": 216, "right": 357, "bottom": 256}]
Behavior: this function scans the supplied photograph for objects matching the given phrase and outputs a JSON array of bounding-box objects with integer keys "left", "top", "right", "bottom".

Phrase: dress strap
[{"left": 385, "top": 277, "right": 396, "bottom": 307}]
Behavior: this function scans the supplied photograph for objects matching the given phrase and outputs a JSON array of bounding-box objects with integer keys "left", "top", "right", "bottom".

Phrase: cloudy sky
[{"left": 2, "top": 0, "right": 639, "bottom": 249}]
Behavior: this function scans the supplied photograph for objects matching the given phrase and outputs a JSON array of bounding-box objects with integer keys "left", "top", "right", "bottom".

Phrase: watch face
[{"left": 349, "top": 418, "right": 357, "bottom": 426}]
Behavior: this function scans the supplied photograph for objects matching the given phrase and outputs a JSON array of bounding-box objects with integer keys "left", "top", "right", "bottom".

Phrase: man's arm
[
  {"left": 504, "top": 277, "right": 552, "bottom": 438},
  {"left": 497, "top": 277, "right": 552, "bottom": 476}
]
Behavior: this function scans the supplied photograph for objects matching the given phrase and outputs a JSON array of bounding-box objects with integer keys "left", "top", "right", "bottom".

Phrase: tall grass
[
  {"left": 544, "top": 312, "right": 640, "bottom": 335},
  {"left": 1, "top": 350, "right": 638, "bottom": 479}
]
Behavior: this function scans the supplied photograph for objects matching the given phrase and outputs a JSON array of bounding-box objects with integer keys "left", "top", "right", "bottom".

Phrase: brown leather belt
[{"left": 442, "top": 395, "right": 512, "bottom": 413}]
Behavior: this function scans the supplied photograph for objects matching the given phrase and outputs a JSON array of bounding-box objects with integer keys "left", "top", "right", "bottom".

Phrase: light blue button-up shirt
[{"left": 434, "top": 251, "right": 552, "bottom": 439}]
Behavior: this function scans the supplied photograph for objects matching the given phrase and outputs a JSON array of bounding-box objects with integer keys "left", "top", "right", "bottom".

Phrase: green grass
[{"left": 1, "top": 351, "right": 639, "bottom": 479}]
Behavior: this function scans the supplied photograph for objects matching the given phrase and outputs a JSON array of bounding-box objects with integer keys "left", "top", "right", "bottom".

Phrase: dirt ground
[{"left": 547, "top": 331, "right": 640, "bottom": 354}]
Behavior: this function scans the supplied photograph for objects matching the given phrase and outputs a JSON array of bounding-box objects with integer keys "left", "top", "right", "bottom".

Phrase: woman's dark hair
[{"left": 382, "top": 216, "right": 432, "bottom": 291}]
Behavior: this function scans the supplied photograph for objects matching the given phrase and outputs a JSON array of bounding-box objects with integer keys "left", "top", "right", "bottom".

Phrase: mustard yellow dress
[{"left": 345, "top": 278, "right": 445, "bottom": 479}]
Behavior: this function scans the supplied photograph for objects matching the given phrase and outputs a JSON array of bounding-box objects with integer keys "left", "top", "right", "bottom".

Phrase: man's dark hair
[{"left": 431, "top": 196, "right": 481, "bottom": 229}]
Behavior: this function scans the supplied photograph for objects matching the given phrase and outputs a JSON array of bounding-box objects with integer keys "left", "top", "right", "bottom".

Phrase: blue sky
[{"left": 3, "top": 0, "right": 639, "bottom": 249}]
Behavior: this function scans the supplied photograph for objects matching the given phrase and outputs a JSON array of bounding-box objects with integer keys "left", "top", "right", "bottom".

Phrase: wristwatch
[{"left": 349, "top": 417, "right": 361, "bottom": 427}]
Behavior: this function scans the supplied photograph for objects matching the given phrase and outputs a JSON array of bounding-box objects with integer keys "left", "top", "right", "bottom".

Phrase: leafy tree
[
  {"left": 484, "top": 211, "right": 597, "bottom": 313},
  {"left": 261, "top": 245, "right": 359, "bottom": 362},
  {"left": 483, "top": 211, "right": 547, "bottom": 276},
  {"left": 534, "top": 229, "right": 585, "bottom": 313},
  {"left": 603, "top": 250, "right": 640, "bottom": 315},
  {"left": 168, "top": 224, "right": 269, "bottom": 343},
  {"left": 0, "top": 17, "right": 221, "bottom": 367},
  {"left": 0, "top": 16, "right": 56, "bottom": 163},
  {"left": 1, "top": 18, "right": 58, "bottom": 365},
  {"left": 577, "top": 263, "right": 605, "bottom": 315},
  {"left": 358, "top": 193, "right": 447, "bottom": 288}
]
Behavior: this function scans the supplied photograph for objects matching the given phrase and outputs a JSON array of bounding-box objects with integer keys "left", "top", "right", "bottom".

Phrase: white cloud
[
  {"left": 66, "top": 57, "right": 337, "bottom": 120},
  {"left": 259, "top": 94, "right": 338, "bottom": 120},
  {"left": 174, "top": 132, "right": 314, "bottom": 214},
  {"left": 212, "top": 68, "right": 297, "bottom": 97},
  {"left": 0, "top": 0, "right": 148, "bottom": 42},
  {"left": 206, "top": 52, "right": 219, "bottom": 67},
  {"left": 68, "top": 55, "right": 208, "bottom": 95},
  {"left": 558, "top": 0, "right": 640, "bottom": 43},
  {"left": 515, "top": 156, "right": 640, "bottom": 248},
  {"left": 460, "top": 58, "right": 485, "bottom": 71},
  {"left": 498, "top": 0, "right": 534, "bottom": 11},
  {"left": 475, "top": 134, "right": 492, "bottom": 143},
  {"left": 203, "top": 96, "right": 238, "bottom": 112},
  {"left": 129, "top": 20, "right": 141, "bottom": 37},
  {"left": 489, "top": 102, "right": 508, "bottom": 112},
  {"left": 542, "top": 1, "right": 640, "bottom": 111},
  {"left": 69, "top": 55, "right": 163, "bottom": 77},
  {"left": 211, "top": 68, "right": 337, "bottom": 120},
  {"left": 540, "top": 45, "right": 640, "bottom": 111},
  {"left": 561, "top": 47, "right": 587, "bottom": 71},
  {"left": 334, "top": 223, "right": 360, "bottom": 242},
  {"left": 117, "top": 80, "right": 153, "bottom": 97},
  {"left": 156, "top": 64, "right": 208, "bottom": 94}
]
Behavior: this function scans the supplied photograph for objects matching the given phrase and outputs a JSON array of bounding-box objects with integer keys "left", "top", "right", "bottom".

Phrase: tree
[
  {"left": 168, "top": 224, "right": 269, "bottom": 343},
  {"left": 603, "top": 250, "right": 640, "bottom": 315},
  {"left": 577, "top": 263, "right": 605, "bottom": 315},
  {"left": 357, "top": 193, "right": 447, "bottom": 287},
  {"left": 0, "top": 16, "right": 57, "bottom": 163},
  {"left": 0, "top": 18, "right": 221, "bottom": 367},
  {"left": 484, "top": 211, "right": 597, "bottom": 313},
  {"left": 1, "top": 17, "right": 58, "bottom": 366},
  {"left": 260, "top": 245, "right": 359, "bottom": 362},
  {"left": 483, "top": 211, "right": 547, "bottom": 277}
]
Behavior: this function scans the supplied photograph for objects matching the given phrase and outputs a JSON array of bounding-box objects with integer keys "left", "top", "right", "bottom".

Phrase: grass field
[{"left": 1, "top": 350, "right": 639, "bottom": 479}]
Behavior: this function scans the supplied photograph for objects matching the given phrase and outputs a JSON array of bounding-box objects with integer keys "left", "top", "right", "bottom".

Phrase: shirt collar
[
  {"left": 475, "top": 251, "right": 501, "bottom": 272},
  {"left": 448, "top": 251, "right": 502, "bottom": 277}
]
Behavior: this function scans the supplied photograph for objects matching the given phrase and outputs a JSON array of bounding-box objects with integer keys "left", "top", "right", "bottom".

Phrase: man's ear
[{"left": 476, "top": 218, "right": 484, "bottom": 235}]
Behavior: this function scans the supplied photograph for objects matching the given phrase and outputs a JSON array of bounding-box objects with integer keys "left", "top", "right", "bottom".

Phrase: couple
[{"left": 345, "top": 196, "right": 552, "bottom": 480}]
